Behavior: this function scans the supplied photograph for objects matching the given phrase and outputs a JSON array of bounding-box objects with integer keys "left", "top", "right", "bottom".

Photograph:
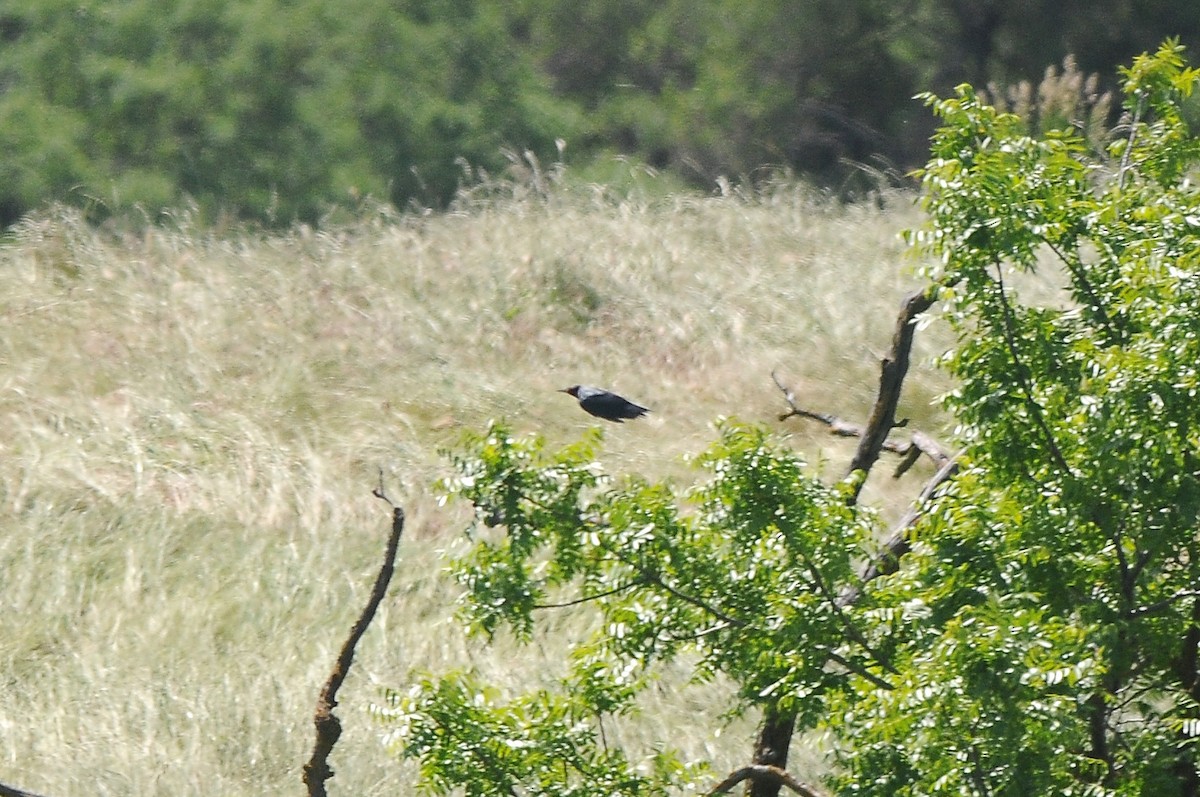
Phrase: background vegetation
[
  {"left": 4, "top": 5, "right": 1200, "bottom": 792},
  {"left": 0, "top": 175, "right": 962, "bottom": 794},
  {"left": 1, "top": 0, "right": 1197, "bottom": 226}
]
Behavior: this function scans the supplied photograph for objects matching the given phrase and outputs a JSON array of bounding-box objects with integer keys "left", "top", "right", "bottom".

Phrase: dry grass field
[{"left": 1, "top": 178, "right": 961, "bottom": 795}]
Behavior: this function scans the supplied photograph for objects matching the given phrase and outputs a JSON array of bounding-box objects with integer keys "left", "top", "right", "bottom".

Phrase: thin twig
[
  {"left": 772, "top": 371, "right": 866, "bottom": 437},
  {"left": 824, "top": 649, "right": 894, "bottom": 691},
  {"left": 1116, "top": 95, "right": 1145, "bottom": 193},
  {"left": 606, "top": 547, "right": 748, "bottom": 629},
  {"left": 1126, "top": 589, "right": 1200, "bottom": 619},
  {"left": 991, "top": 260, "right": 1070, "bottom": 474},
  {"left": 659, "top": 621, "right": 733, "bottom": 644},
  {"left": 772, "top": 371, "right": 952, "bottom": 475},
  {"left": 642, "top": 570, "right": 747, "bottom": 629},
  {"left": 533, "top": 580, "right": 642, "bottom": 609},
  {"left": 1043, "top": 238, "right": 1122, "bottom": 343}
]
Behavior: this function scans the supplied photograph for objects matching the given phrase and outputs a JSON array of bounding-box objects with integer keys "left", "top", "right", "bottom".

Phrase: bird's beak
[{"left": 557, "top": 388, "right": 570, "bottom": 393}]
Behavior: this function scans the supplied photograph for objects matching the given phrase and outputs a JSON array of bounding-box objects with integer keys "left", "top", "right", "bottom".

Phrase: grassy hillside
[{"left": 1, "top": 181, "right": 959, "bottom": 795}]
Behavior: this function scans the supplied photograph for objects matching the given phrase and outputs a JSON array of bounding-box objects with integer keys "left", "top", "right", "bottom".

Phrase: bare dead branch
[
  {"left": 905, "top": 431, "right": 952, "bottom": 470},
  {"left": 775, "top": 308, "right": 963, "bottom": 598},
  {"left": 845, "top": 286, "right": 941, "bottom": 497},
  {"left": 303, "top": 475, "right": 406, "bottom": 797},
  {"left": 871, "top": 455, "right": 960, "bottom": 575},
  {"left": 891, "top": 444, "right": 922, "bottom": 478},
  {"left": 772, "top": 371, "right": 865, "bottom": 438},
  {"left": 772, "top": 289, "right": 961, "bottom": 600},
  {"left": 707, "top": 764, "right": 831, "bottom": 797},
  {"left": 772, "top": 356, "right": 952, "bottom": 483},
  {"left": 774, "top": 367, "right": 964, "bottom": 597},
  {"left": 838, "top": 453, "right": 961, "bottom": 606}
]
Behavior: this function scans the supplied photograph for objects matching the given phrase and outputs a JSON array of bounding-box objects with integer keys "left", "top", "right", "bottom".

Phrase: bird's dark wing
[
  {"left": 580, "top": 391, "right": 649, "bottom": 422},
  {"left": 618, "top": 399, "right": 650, "bottom": 419}
]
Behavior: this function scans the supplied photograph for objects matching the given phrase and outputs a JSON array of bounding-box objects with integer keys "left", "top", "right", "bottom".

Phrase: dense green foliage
[
  {"left": 380, "top": 421, "right": 877, "bottom": 796},
  {"left": 0, "top": 0, "right": 574, "bottom": 225},
  {"left": 1, "top": 0, "right": 1196, "bottom": 225},
  {"left": 836, "top": 42, "right": 1200, "bottom": 795},
  {"left": 380, "top": 44, "right": 1200, "bottom": 795}
]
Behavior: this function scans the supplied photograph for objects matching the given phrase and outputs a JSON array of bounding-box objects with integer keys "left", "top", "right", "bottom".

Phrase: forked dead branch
[
  {"left": 706, "top": 764, "right": 829, "bottom": 797},
  {"left": 771, "top": 370, "right": 953, "bottom": 477},
  {"left": 741, "top": 286, "right": 959, "bottom": 797}
]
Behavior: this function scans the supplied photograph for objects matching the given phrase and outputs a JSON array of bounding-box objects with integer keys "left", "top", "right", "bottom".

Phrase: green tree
[
  {"left": 516, "top": 0, "right": 1199, "bottom": 192},
  {"left": 0, "top": 0, "right": 575, "bottom": 225},
  {"left": 836, "top": 39, "right": 1200, "bottom": 795},
  {"left": 380, "top": 42, "right": 1200, "bottom": 796}
]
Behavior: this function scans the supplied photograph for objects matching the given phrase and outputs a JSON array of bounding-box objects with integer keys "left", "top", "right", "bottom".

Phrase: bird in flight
[{"left": 559, "top": 385, "right": 650, "bottom": 423}]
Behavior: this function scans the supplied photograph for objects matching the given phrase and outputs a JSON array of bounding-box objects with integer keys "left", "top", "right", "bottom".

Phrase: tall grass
[{"left": 2, "top": 181, "right": 955, "bottom": 795}]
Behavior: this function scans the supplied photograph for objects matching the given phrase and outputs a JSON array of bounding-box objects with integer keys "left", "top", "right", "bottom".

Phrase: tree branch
[
  {"left": 533, "top": 580, "right": 643, "bottom": 609},
  {"left": 707, "top": 764, "right": 831, "bottom": 797},
  {"left": 303, "top": 473, "right": 407, "bottom": 797},
  {"left": 602, "top": 544, "right": 750, "bottom": 630},
  {"left": 1127, "top": 589, "right": 1200, "bottom": 619},
  {"left": 1116, "top": 94, "right": 1145, "bottom": 193},
  {"left": 790, "top": 541, "right": 899, "bottom": 675},
  {"left": 824, "top": 648, "right": 894, "bottom": 691},
  {"left": 1043, "top": 238, "right": 1122, "bottom": 344},
  {"left": 0, "top": 781, "right": 49, "bottom": 797},
  {"left": 851, "top": 453, "right": 961, "bottom": 592},
  {"left": 772, "top": 371, "right": 953, "bottom": 475},
  {"left": 844, "top": 286, "right": 942, "bottom": 499},
  {"left": 773, "top": 363, "right": 962, "bottom": 601},
  {"left": 641, "top": 569, "right": 747, "bottom": 629},
  {"left": 660, "top": 621, "right": 734, "bottom": 644},
  {"left": 752, "top": 285, "right": 949, "bottom": 797},
  {"left": 1171, "top": 597, "right": 1200, "bottom": 793},
  {"left": 990, "top": 260, "right": 1071, "bottom": 474},
  {"left": 748, "top": 284, "right": 955, "bottom": 792}
]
